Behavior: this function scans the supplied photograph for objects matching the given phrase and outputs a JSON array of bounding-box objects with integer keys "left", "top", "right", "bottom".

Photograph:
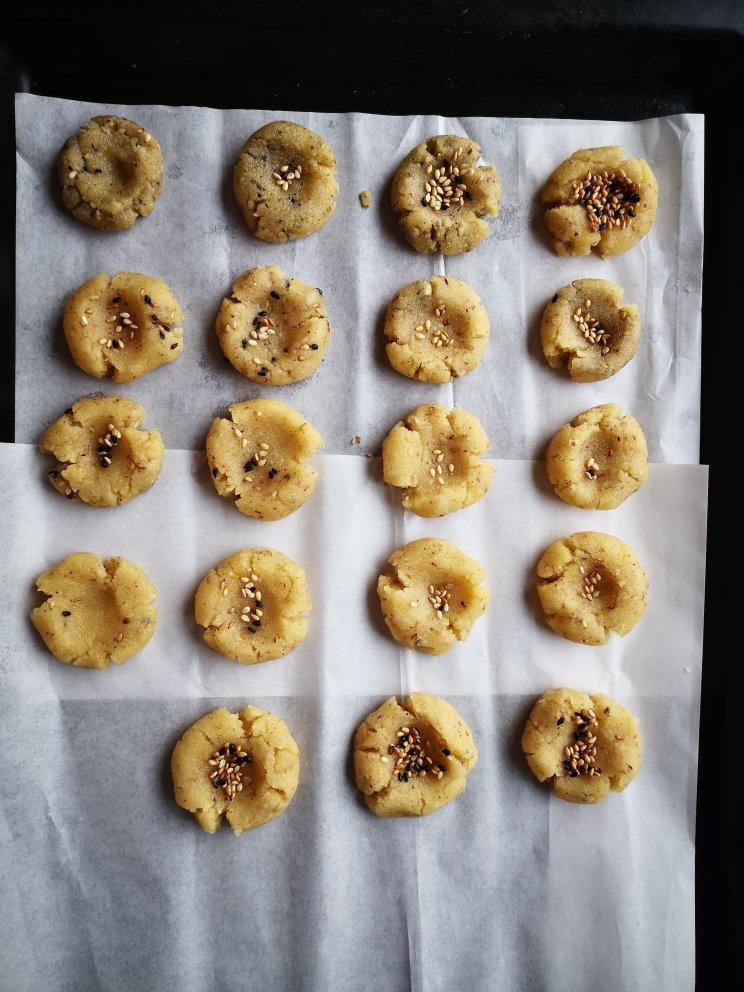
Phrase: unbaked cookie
[
  {"left": 546, "top": 404, "right": 648, "bottom": 510},
  {"left": 234, "top": 120, "right": 337, "bottom": 242},
  {"left": 382, "top": 403, "right": 492, "bottom": 517},
  {"left": 536, "top": 531, "right": 648, "bottom": 645},
  {"left": 377, "top": 538, "right": 489, "bottom": 655},
  {"left": 31, "top": 552, "right": 157, "bottom": 669},
  {"left": 206, "top": 399, "right": 323, "bottom": 521},
  {"left": 354, "top": 693, "right": 478, "bottom": 817},
  {"left": 195, "top": 548, "right": 311, "bottom": 665},
  {"left": 172, "top": 705, "right": 300, "bottom": 835},
  {"left": 216, "top": 266, "right": 330, "bottom": 384},
  {"left": 58, "top": 115, "right": 163, "bottom": 231},
  {"left": 384, "top": 276, "right": 489, "bottom": 383},
  {"left": 40, "top": 396, "right": 164, "bottom": 508},
  {"left": 391, "top": 135, "right": 501, "bottom": 255},
  {"left": 521, "top": 688, "right": 642, "bottom": 804},
  {"left": 542, "top": 146, "right": 658, "bottom": 257},
  {"left": 63, "top": 272, "right": 183, "bottom": 383},
  {"left": 541, "top": 279, "right": 640, "bottom": 382}
]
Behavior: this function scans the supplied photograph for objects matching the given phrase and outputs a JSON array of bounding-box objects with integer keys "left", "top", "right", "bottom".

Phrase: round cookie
[
  {"left": 546, "top": 404, "right": 648, "bottom": 510},
  {"left": 30, "top": 552, "right": 158, "bottom": 669},
  {"left": 536, "top": 532, "right": 648, "bottom": 645},
  {"left": 216, "top": 266, "right": 330, "bottom": 385},
  {"left": 195, "top": 548, "right": 311, "bottom": 665},
  {"left": 377, "top": 538, "right": 489, "bottom": 655},
  {"left": 384, "top": 276, "right": 489, "bottom": 383},
  {"left": 354, "top": 693, "right": 478, "bottom": 818},
  {"left": 521, "top": 688, "right": 642, "bottom": 804},
  {"left": 541, "top": 278, "right": 640, "bottom": 382},
  {"left": 233, "top": 120, "right": 338, "bottom": 242},
  {"left": 391, "top": 135, "right": 501, "bottom": 255},
  {"left": 57, "top": 115, "right": 163, "bottom": 231},
  {"left": 63, "top": 271, "right": 183, "bottom": 383},
  {"left": 206, "top": 399, "right": 323, "bottom": 521},
  {"left": 172, "top": 705, "right": 300, "bottom": 835},
  {"left": 382, "top": 403, "right": 492, "bottom": 517},
  {"left": 40, "top": 396, "right": 164, "bottom": 508},
  {"left": 542, "top": 145, "right": 658, "bottom": 258}
]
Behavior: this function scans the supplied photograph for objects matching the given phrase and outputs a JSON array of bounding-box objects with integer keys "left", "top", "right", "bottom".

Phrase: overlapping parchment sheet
[
  {"left": 15, "top": 96, "right": 703, "bottom": 463},
  {"left": 0, "top": 444, "right": 706, "bottom": 992}
]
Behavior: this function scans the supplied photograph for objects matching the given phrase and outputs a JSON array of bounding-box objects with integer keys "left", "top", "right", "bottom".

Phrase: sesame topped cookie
[
  {"left": 57, "top": 115, "right": 163, "bottom": 231},
  {"left": 234, "top": 120, "right": 338, "bottom": 242},
  {"left": 542, "top": 146, "right": 658, "bottom": 257},
  {"left": 391, "top": 135, "right": 501, "bottom": 255}
]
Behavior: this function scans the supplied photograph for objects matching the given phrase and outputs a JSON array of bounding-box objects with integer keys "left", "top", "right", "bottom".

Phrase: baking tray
[{"left": 2, "top": 4, "right": 743, "bottom": 988}]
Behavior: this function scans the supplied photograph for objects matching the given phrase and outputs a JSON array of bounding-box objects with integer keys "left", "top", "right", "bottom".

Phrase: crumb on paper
[
  {"left": 684, "top": 666, "right": 691, "bottom": 673},
  {"left": 358, "top": 191, "right": 371, "bottom": 209},
  {"left": 683, "top": 284, "right": 693, "bottom": 293},
  {"left": 352, "top": 435, "right": 362, "bottom": 445}
]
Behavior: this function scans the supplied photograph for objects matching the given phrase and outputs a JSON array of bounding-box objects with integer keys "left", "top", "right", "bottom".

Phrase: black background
[{"left": 2, "top": 3, "right": 743, "bottom": 988}]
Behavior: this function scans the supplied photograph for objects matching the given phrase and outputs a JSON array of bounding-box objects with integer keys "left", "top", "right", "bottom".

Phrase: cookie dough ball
[
  {"left": 57, "top": 115, "right": 163, "bottom": 231},
  {"left": 216, "top": 266, "right": 330, "bottom": 385},
  {"left": 384, "top": 276, "right": 489, "bottom": 383},
  {"left": 536, "top": 532, "right": 648, "bottom": 645},
  {"left": 546, "top": 404, "right": 648, "bottom": 510},
  {"left": 206, "top": 399, "right": 323, "bottom": 521},
  {"left": 391, "top": 135, "right": 501, "bottom": 255},
  {"left": 30, "top": 552, "right": 157, "bottom": 669},
  {"left": 40, "top": 396, "right": 164, "bottom": 508},
  {"left": 521, "top": 689, "right": 642, "bottom": 804},
  {"left": 233, "top": 120, "right": 338, "bottom": 242},
  {"left": 382, "top": 403, "right": 492, "bottom": 517},
  {"left": 354, "top": 694, "right": 478, "bottom": 817},
  {"left": 172, "top": 705, "right": 300, "bottom": 835},
  {"left": 542, "top": 146, "right": 658, "bottom": 258},
  {"left": 377, "top": 538, "right": 489, "bottom": 655},
  {"left": 195, "top": 548, "right": 311, "bottom": 665},
  {"left": 63, "top": 272, "right": 183, "bottom": 383},
  {"left": 541, "top": 279, "right": 640, "bottom": 382}
]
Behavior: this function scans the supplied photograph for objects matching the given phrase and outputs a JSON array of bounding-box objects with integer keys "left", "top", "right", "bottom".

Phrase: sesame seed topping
[
  {"left": 572, "top": 302, "right": 610, "bottom": 351},
  {"left": 570, "top": 170, "right": 641, "bottom": 233},
  {"left": 562, "top": 709, "right": 602, "bottom": 779},
  {"left": 388, "top": 726, "right": 445, "bottom": 781},
  {"left": 208, "top": 743, "right": 252, "bottom": 800},
  {"left": 428, "top": 585, "right": 451, "bottom": 617}
]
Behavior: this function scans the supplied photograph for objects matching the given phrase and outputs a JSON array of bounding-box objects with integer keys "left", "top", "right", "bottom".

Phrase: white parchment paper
[{"left": 4, "top": 95, "right": 707, "bottom": 992}]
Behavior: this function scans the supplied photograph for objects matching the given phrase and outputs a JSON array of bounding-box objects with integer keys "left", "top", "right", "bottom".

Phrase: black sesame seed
[
  {"left": 248, "top": 625, "right": 257, "bottom": 633},
  {"left": 212, "top": 468, "right": 219, "bottom": 478},
  {"left": 270, "top": 291, "right": 280, "bottom": 299},
  {"left": 255, "top": 600, "right": 263, "bottom": 609},
  {"left": 442, "top": 748, "right": 451, "bottom": 756},
  {"left": 112, "top": 296, "right": 121, "bottom": 303},
  {"left": 317, "top": 288, "right": 323, "bottom": 295},
  {"left": 421, "top": 196, "right": 427, "bottom": 206},
  {"left": 100, "top": 458, "right": 110, "bottom": 468},
  {"left": 309, "top": 343, "right": 318, "bottom": 350},
  {"left": 557, "top": 716, "right": 565, "bottom": 726},
  {"left": 442, "top": 158, "right": 450, "bottom": 168},
  {"left": 628, "top": 209, "right": 636, "bottom": 218},
  {"left": 257, "top": 368, "right": 268, "bottom": 376},
  {"left": 66, "top": 491, "right": 75, "bottom": 499},
  {"left": 62, "top": 610, "right": 71, "bottom": 617},
  {"left": 159, "top": 330, "right": 165, "bottom": 340},
  {"left": 258, "top": 310, "right": 267, "bottom": 317},
  {"left": 464, "top": 191, "right": 472, "bottom": 200},
  {"left": 170, "top": 343, "right": 178, "bottom": 350},
  {"left": 552, "top": 294, "right": 559, "bottom": 303},
  {"left": 242, "top": 339, "right": 248, "bottom": 348},
  {"left": 229, "top": 743, "right": 236, "bottom": 754},
  {"left": 144, "top": 295, "right": 153, "bottom": 306},
  {"left": 254, "top": 620, "right": 262, "bottom": 628},
  {"left": 629, "top": 192, "right": 641, "bottom": 203},
  {"left": 244, "top": 459, "right": 256, "bottom": 471},
  {"left": 64, "top": 408, "right": 73, "bottom": 415}
]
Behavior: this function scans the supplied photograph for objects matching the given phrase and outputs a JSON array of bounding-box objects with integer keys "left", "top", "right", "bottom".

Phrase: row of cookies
[{"left": 58, "top": 115, "right": 657, "bottom": 263}]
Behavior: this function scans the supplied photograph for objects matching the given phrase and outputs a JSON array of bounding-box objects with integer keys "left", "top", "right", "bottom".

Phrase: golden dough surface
[
  {"left": 377, "top": 538, "right": 489, "bottom": 655},
  {"left": 536, "top": 531, "right": 648, "bottom": 645},
  {"left": 382, "top": 403, "right": 492, "bottom": 517},
  {"left": 354, "top": 694, "right": 477, "bottom": 817},
  {"left": 195, "top": 548, "right": 311, "bottom": 665},
  {"left": 172, "top": 706, "right": 300, "bottom": 835},
  {"left": 233, "top": 120, "right": 337, "bottom": 242},
  {"left": 57, "top": 115, "right": 163, "bottom": 231},
  {"left": 40, "top": 396, "right": 164, "bottom": 508},
  {"left": 31, "top": 552, "right": 157, "bottom": 669},
  {"left": 391, "top": 135, "right": 501, "bottom": 255},
  {"left": 521, "top": 688, "right": 642, "bottom": 804}
]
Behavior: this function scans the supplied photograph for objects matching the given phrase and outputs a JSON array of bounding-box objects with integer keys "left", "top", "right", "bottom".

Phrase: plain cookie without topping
[
  {"left": 382, "top": 403, "right": 492, "bottom": 517},
  {"left": 541, "top": 278, "right": 640, "bottom": 382},
  {"left": 536, "top": 531, "right": 648, "bottom": 645},
  {"left": 521, "top": 688, "right": 642, "bottom": 804},
  {"left": 195, "top": 548, "right": 311, "bottom": 665},
  {"left": 546, "top": 404, "right": 648, "bottom": 510},
  {"left": 58, "top": 115, "right": 163, "bottom": 231},
  {"left": 63, "top": 271, "right": 183, "bottom": 383},
  {"left": 206, "top": 399, "right": 323, "bottom": 521},
  {"left": 391, "top": 134, "right": 501, "bottom": 255},
  {"left": 377, "top": 538, "right": 489, "bottom": 655},
  {"left": 354, "top": 693, "right": 478, "bottom": 817},
  {"left": 216, "top": 266, "right": 330, "bottom": 384},
  {"left": 40, "top": 396, "right": 164, "bottom": 507},
  {"left": 384, "top": 276, "right": 489, "bottom": 383},
  {"left": 172, "top": 706, "right": 300, "bottom": 835},
  {"left": 542, "top": 145, "right": 658, "bottom": 257},
  {"left": 234, "top": 120, "right": 337, "bottom": 242}
]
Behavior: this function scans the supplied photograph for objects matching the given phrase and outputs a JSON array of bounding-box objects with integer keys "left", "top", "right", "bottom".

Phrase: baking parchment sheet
[
  {"left": 0, "top": 445, "right": 707, "bottom": 992},
  {"left": 14, "top": 96, "right": 704, "bottom": 463}
]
